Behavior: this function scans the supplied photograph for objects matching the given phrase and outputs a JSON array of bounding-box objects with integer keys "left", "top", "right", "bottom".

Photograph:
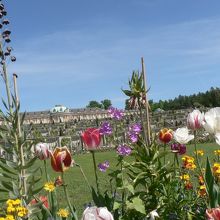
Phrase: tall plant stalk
[
  {"left": 13, "top": 74, "right": 27, "bottom": 198},
  {"left": 61, "top": 172, "right": 78, "bottom": 220},
  {"left": 91, "top": 151, "right": 100, "bottom": 194}
]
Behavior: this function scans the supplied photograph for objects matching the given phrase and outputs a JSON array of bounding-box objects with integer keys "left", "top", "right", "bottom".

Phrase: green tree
[
  {"left": 86, "top": 100, "right": 102, "bottom": 108},
  {"left": 101, "top": 99, "right": 112, "bottom": 110}
]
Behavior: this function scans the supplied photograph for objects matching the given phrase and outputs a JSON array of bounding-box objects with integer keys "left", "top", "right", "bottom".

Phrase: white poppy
[
  {"left": 202, "top": 107, "right": 220, "bottom": 145},
  {"left": 173, "top": 127, "right": 194, "bottom": 144}
]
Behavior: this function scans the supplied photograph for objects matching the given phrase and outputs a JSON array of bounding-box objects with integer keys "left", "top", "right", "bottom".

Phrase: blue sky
[{"left": 2, "top": 0, "right": 220, "bottom": 111}]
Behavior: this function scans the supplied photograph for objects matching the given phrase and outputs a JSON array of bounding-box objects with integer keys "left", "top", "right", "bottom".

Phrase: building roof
[{"left": 50, "top": 105, "right": 69, "bottom": 113}]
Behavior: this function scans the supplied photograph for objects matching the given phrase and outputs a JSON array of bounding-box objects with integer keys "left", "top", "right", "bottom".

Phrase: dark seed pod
[
  {"left": 0, "top": 60, "right": 5, "bottom": 65},
  {"left": 4, "top": 36, "right": 11, "bottom": 43},
  {"left": 0, "top": 23, "right": 2, "bottom": 29},
  {"left": 6, "top": 46, "right": 12, "bottom": 52},
  {"left": 3, "top": 29, "right": 11, "bottom": 35},
  {"left": 0, "top": 4, "right": 4, "bottom": 10},
  {"left": 11, "top": 56, "right": 16, "bottom": 62},
  {"left": 2, "top": 10, "right": 6, "bottom": 16},
  {"left": 2, "top": 19, "right": 9, "bottom": 25},
  {"left": 0, "top": 13, "right": 3, "bottom": 19},
  {"left": 4, "top": 51, "right": 10, "bottom": 56}
]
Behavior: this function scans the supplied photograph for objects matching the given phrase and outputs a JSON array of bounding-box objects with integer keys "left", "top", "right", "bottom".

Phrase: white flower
[
  {"left": 149, "top": 210, "right": 159, "bottom": 220},
  {"left": 82, "top": 207, "right": 114, "bottom": 220},
  {"left": 173, "top": 127, "right": 194, "bottom": 144},
  {"left": 187, "top": 109, "right": 204, "bottom": 130},
  {"left": 35, "top": 143, "right": 50, "bottom": 160},
  {"left": 202, "top": 107, "right": 220, "bottom": 145}
]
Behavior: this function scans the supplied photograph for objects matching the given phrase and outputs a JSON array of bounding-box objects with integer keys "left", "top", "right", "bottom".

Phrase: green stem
[
  {"left": 91, "top": 151, "right": 100, "bottom": 194},
  {"left": 163, "top": 143, "right": 166, "bottom": 165},
  {"left": 44, "top": 160, "right": 49, "bottom": 182},
  {"left": 193, "top": 131, "right": 208, "bottom": 195},
  {"left": 0, "top": 42, "right": 12, "bottom": 114},
  {"left": 120, "top": 159, "right": 125, "bottom": 216},
  {"left": 61, "top": 172, "right": 78, "bottom": 220},
  {"left": 75, "top": 163, "right": 92, "bottom": 192}
]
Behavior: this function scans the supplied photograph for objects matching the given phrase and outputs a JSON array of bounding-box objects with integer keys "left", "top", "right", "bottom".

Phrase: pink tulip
[
  {"left": 187, "top": 109, "right": 204, "bottom": 130},
  {"left": 206, "top": 207, "right": 220, "bottom": 220},
  {"left": 82, "top": 207, "right": 114, "bottom": 220},
  {"left": 35, "top": 143, "right": 50, "bottom": 160},
  {"left": 81, "top": 128, "right": 101, "bottom": 150}
]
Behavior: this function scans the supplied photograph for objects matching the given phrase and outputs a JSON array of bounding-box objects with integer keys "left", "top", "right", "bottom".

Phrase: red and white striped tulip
[
  {"left": 35, "top": 143, "right": 50, "bottom": 160},
  {"left": 187, "top": 109, "right": 204, "bottom": 130}
]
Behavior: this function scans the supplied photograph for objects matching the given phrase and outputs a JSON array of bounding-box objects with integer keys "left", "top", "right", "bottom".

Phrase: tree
[
  {"left": 101, "top": 99, "right": 112, "bottom": 110},
  {"left": 86, "top": 100, "right": 102, "bottom": 108}
]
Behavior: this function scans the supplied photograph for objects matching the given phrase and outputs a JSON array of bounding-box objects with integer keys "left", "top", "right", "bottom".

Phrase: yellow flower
[
  {"left": 214, "top": 150, "right": 220, "bottom": 156},
  {"left": 182, "top": 155, "right": 196, "bottom": 170},
  {"left": 0, "top": 218, "right": 5, "bottom": 220},
  {"left": 5, "top": 215, "right": 15, "bottom": 220},
  {"left": 44, "top": 182, "right": 55, "bottom": 192},
  {"left": 6, "top": 206, "right": 15, "bottom": 213},
  {"left": 213, "top": 163, "right": 220, "bottom": 176},
  {"left": 180, "top": 174, "right": 190, "bottom": 181},
  {"left": 198, "top": 185, "right": 206, "bottom": 197},
  {"left": 57, "top": 208, "right": 69, "bottom": 218},
  {"left": 15, "top": 206, "right": 28, "bottom": 217},
  {"left": 194, "top": 150, "right": 204, "bottom": 156}
]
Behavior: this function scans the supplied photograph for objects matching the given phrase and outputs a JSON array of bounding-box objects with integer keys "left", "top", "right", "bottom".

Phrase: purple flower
[
  {"left": 98, "top": 160, "right": 110, "bottom": 172},
  {"left": 127, "top": 123, "right": 142, "bottom": 143},
  {"left": 129, "top": 123, "right": 142, "bottom": 134},
  {"left": 171, "top": 143, "right": 186, "bottom": 155},
  {"left": 108, "top": 107, "right": 124, "bottom": 120},
  {"left": 128, "top": 132, "right": 138, "bottom": 143},
  {"left": 116, "top": 144, "right": 132, "bottom": 156},
  {"left": 99, "top": 121, "right": 112, "bottom": 135}
]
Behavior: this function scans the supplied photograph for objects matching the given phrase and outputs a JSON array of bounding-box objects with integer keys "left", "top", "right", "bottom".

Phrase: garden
[{"left": 1, "top": 1, "right": 220, "bottom": 220}]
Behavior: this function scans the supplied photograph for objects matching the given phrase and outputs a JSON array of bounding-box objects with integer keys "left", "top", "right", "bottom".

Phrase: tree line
[{"left": 148, "top": 87, "right": 220, "bottom": 111}]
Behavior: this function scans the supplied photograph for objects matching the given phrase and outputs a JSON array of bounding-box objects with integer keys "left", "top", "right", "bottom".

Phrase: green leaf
[
  {"left": 122, "top": 89, "right": 132, "bottom": 97},
  {"left": 20, "top": 157, "right": 37, "bottom": 169},
  {"left": 205, "top": 157, "right": 219, "bottom": 208},
  {"left": 126, "top": 197, "right": 146, "bottom": 215},
  {"left": 0, "top": 161, "right": 17, "bottom": 175},
  {"left": 0, "top": 180, "right": 13, "bottom": 191},
  {"left": 113, "top": 201, "right": 121, "bottom": 210}
]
